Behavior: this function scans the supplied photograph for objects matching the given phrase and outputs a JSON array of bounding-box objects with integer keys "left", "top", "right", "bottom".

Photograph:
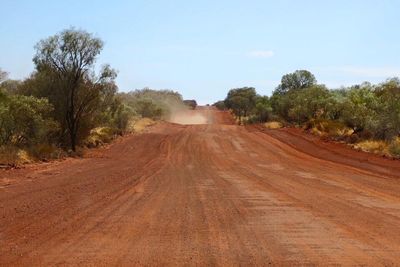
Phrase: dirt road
[{"left": 1, "top": 108, "right": 400, "bottom": 266}]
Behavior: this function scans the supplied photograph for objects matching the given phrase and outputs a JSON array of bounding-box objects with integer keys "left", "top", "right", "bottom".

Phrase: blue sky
[{"left": 1, "top": 0, "right": 399, "bottom": 104}]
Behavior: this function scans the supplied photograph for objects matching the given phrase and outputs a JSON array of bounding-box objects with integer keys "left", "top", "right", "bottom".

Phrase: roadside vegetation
[
  {"left": 3, "top": 27, "right": 399, "bottom": 164},
  {"left": 119, "top": 88, "right": 186, "bottom": 120},
  {"left": 0, "top": 28, "right": 184, "bottom": 167},
  {"left": 215, "top": 70, "right": 400, "bottom": 158}
]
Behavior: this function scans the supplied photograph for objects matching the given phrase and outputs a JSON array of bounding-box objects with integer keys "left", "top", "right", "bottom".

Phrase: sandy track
[{"left": 1, "top": 108, "right": 400, "bottom": 266}]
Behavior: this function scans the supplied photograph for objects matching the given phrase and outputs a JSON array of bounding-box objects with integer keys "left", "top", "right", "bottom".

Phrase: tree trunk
[{"left": 70, "top": 128, "right": 76, "bottom": 152}]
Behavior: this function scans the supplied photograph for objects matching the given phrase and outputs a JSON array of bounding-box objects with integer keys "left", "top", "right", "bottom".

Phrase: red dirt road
[{"left": 1, "top": 108, "right": 400, "bottom": 266}]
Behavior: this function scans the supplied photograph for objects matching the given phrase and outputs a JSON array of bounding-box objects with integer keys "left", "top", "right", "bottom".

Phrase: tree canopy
[
  {"left": 224, "top": 87, "right": 257, "bottom": 123},
  {"left": 274, "top": 70, "right": 317, "bottom": 95}
]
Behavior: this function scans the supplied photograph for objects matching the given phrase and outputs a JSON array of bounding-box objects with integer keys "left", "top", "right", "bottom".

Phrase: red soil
[{"left": 1, "top": 107, "right": 400, "bottom": 266}]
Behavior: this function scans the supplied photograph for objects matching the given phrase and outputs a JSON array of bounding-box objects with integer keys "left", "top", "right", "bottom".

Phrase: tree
[
  {"left": 224, "top": 87, "right": 257, "bottom": 123},
  {"left": 212, "top": 100, "right": 226, "bottom": 110},
  {"left": 33, "top": 28, "right": 117, "bottom": 151},
  {"left": 275, "top": 70, "right": 317, "bottom": 95},
  {"left": 339, "top": 84, "right": 380, "bottom": 135},
  {"left": 375, "top": 78, "right": 400, "bottom": 140},
  {"left": 253, "top": 95, "right": 272, "bottom": 122},
  {"left": 287, "top": 85, "right": 335, "bottom": 123}
]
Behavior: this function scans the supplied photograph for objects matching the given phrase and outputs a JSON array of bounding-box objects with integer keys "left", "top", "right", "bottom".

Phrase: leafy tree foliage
[
  {"left": 252, "top": 96, "right": 272, "bottom": 122},
  {"left": 338, "top": 83, "right": 380, "bottom": 136},
  {"left": 374, "top": 78, "right": 400, "bottom": 140},
  {"left": 32, "top": 28, "right": 118, "bottom": 151},
  {"left": 275, "top": 70, "right": 317, "bottom": 95},
  {"left": 224, "top": 87, "right": 257, "bottom": 123},
  {"left": 287, "top": 85, "right": 336, "bottom": 123},
  {"left": 212, "top": 100, "right": 226, "bottom": 110},
  {"left": 271, "top": 85, "right": 335, "bottom": 123},
  {"left": 0, "top": 91, "right": 58, "bottom": 146}
]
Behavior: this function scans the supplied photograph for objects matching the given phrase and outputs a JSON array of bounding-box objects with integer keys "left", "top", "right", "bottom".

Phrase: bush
[
  {"left": 111, "top": 104, "right": 136, "bottom": 132},
  {"left": 252, "top": 96, "right": 272, "bottom": 123},
  {"left": 374, "top": 79, "right": 400, "bottom": 140},
  {"left": 27, "top": 144, "right": 65, "bottom": 161},
  {"left": 0, "top": 146, "right": 25, "bottom": 166},
  {"left": 135, "top": 99, "right": 163, "bottom": 119},
  {"left": 120, "top": 88, "right": 185, "bottom": 120},
  {"left": 224, "top": 87, "right": 257, "bottom": 123},
  {"left": 212, "top": 100, "right": 226, "bottom": 110},
  {"left": 389, "top": 137, "right": 400, "bottom": 158},
  {"left": 339, "top": 85, "right": 380, "bottom": 136},
  {"left": 0, "top": 92, "right": 59, "bottom": 146},
  {"left": 353, "top": 140, "right": 389, "bottom": 156},
  {"left": 264, "top": 121, "right": 283, "bottom": 129},
  {"left": 85, "top": 127, "right": 120, "bottom": 148}
]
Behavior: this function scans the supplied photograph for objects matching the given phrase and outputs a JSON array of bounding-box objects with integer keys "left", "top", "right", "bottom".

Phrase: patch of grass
[
  {"left": 84, "top": 118, "right": 156, "bottom": 149},
  {"left": 306, "top": 119, "right": 353, "bottom": 139},
  {"left": 130, "top": 118, "right": 156, "bottom": 133},
  {"left": 353, "top": 140, "right": 390, "bottom": 156},
  {"left": 389, "top": 137, "right": 400, "bottom": 158},
  {"left": 0, "top": 146, "right": 32, "bottom": 167},
  {"left": 27, "top": 144, "right": 65, "bottom": 161},
  {"left": 264, "top": 121, "right": 283, "bottom": 129},
  {"left": 0, "top": 144, "right": 66, "bottom": 167},
  {"left": 85, "top": 127, "right": 120, "bottom": 148}
]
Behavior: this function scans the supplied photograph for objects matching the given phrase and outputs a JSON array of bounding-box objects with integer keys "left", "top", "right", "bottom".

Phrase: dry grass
[
  {"left": 85, "top": 127, "right": 119, "bottom": 148},
  {"left": 0, "top": 146, "right": 31, "bottom": 166},
  {"left": 27, "top": 144, "right": 65, "bottom": 161},
  {"left": 307, "top": 119, "right": 353, "bottom": 138},
  {"left": 389, "top": 137, "right": 400, "bottom": 158},
  {"left": 0, "top": 144, "right": 65, "bottom": 167},
  {"left": 264, "top": 121, "right": 283, "bottom": 129},
  {"left": 130, "top": 118, "right": 156, "bottom": 133},
  {"left": 85, "top": 118, "right": 156, "bottom": 148},
  {"left": 353, "top": 140, "right": 390, "bottom": 156}
]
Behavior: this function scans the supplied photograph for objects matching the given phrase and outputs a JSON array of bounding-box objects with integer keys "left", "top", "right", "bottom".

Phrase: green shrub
[
  {"left": 120, "top": 88, "right": 185, "bottom": 120},
  {"left": 339, "top": 85, "right": 380, "bottom": 136},
  {"left": 252, "top": 96, "right": 272, "bottom": 123},
  {"left": 212, "top": 100, "right": 226, "bottom": 110},
  {"left": 389, "top": 137, "right": 400, "bottom": 158},
  {"left": 224, "top": 87, "right": 257, "bottom": 123},
  {"left": 0, "top": 92, "right": 59, "bottom": 146}
]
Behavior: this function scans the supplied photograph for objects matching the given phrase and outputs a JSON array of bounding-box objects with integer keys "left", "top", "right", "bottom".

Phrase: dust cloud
[
  {"left": 160, "top": 98, "right": 209, "bottom": 125},
  {"left": 168, "top": 111, "right": 208, "bottom": 125}
]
